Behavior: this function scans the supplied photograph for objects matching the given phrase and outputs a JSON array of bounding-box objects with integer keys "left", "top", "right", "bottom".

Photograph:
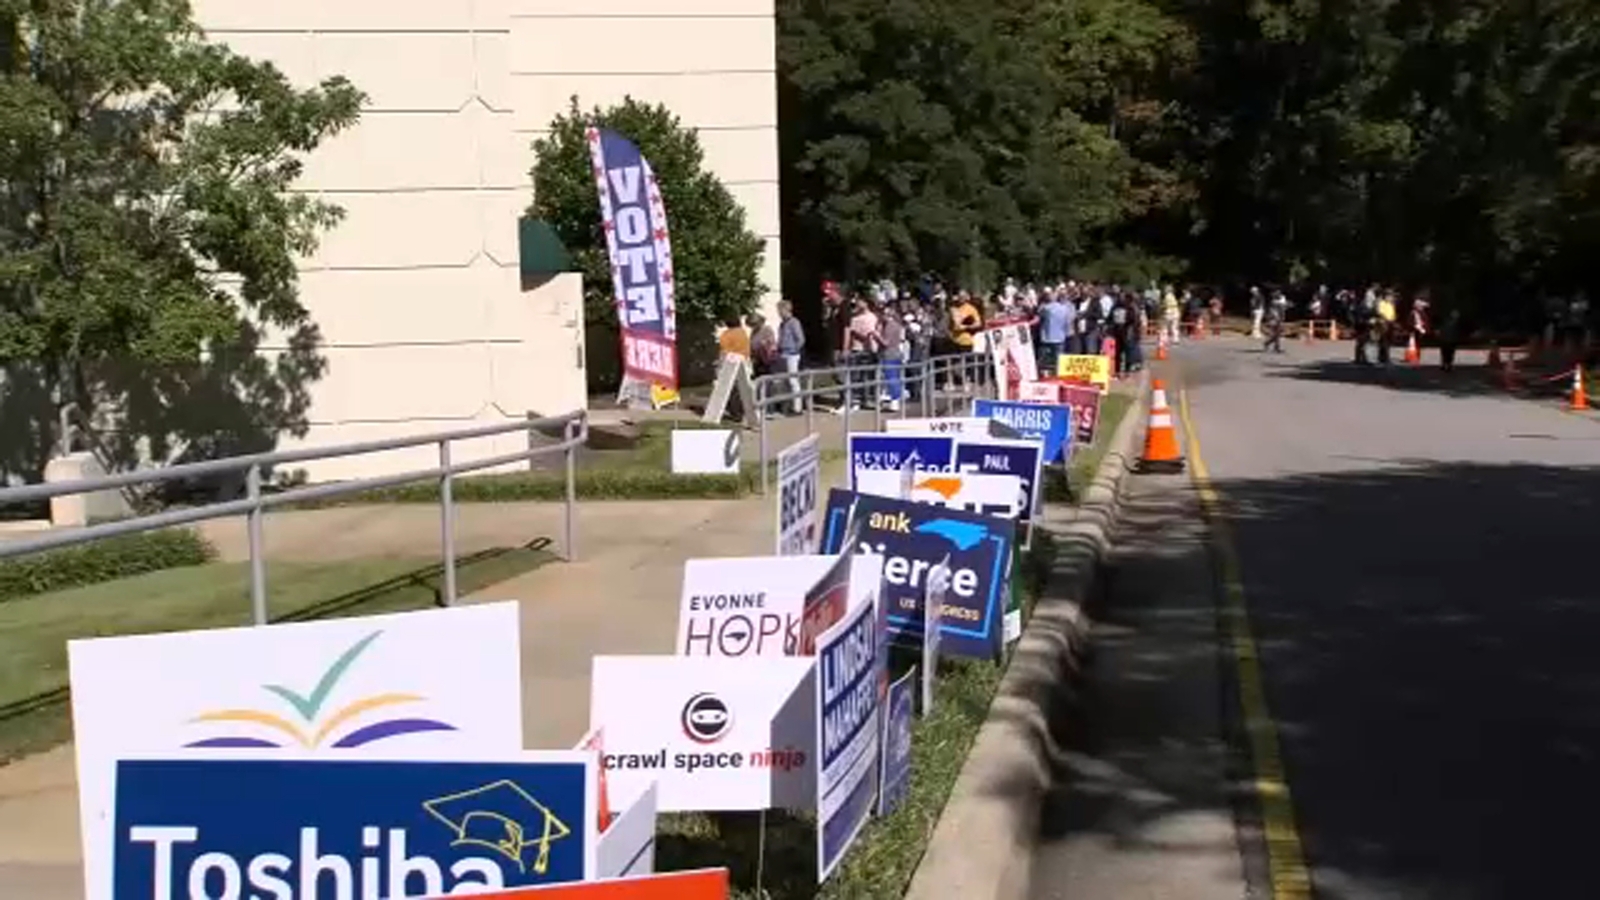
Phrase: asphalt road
[{"left": 1179, "top": 339, "right": 1600, "bottom": 899}]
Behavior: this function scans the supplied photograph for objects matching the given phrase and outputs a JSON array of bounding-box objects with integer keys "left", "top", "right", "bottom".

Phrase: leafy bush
[{"left": 0, "top": 530, "right": 217, "bottom": 603}]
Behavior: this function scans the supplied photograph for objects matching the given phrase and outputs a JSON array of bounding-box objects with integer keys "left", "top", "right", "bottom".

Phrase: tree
[
  {"left": 0, "top": 0, "right": 363, "bottom": 484},
  {"left": 528, "top": 97, "right": 767, "bottom": 391}
]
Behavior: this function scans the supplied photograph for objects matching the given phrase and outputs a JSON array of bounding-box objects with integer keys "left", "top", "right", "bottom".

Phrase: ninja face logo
[{"left": 681, "top": 693, "right": 733, "bottom": 744}]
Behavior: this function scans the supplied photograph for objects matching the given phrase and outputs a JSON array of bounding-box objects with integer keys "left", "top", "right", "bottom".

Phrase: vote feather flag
[{"left": 586, "top": 126, "right": 679, "bottom": 390}]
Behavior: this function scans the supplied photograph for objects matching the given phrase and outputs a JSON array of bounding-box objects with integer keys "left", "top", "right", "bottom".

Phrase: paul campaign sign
[
  {"left": 847, "top": 434, "right": 955, "bottom": 488},
  {"left": 954, "top": 436, "right": 1045, "bottom": 522},
  {"left": 587, "top": 126, "right": 677, "bottom": 389},
  {"left": 111, "top": 752, "right": 596, "bottom": 900},
  {"left": 974, "top": 399, "right": 1074, "bottom": 464},
  {"left": 821, "top": 490, "right": 1015, "bottom": 660}
]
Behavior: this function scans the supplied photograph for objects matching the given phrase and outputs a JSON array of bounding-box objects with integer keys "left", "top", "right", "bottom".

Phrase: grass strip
[{"left": 0, "top": 543, "right": 554, "bottom": 761}]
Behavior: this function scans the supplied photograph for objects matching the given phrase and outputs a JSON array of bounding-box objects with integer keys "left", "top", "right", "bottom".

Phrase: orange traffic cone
[
  {"left": 1571, "top": 366, "right": 1590, "bottom": 411},
  {"left": 1404, "top": 333, "right": 1421, "bottom": 364},
  {"left": 1138, "top": 379, "right": 1185, "bottom": 473},
  {"left": 1156, "top": 332, "right": 1169, "bottom": 361}
]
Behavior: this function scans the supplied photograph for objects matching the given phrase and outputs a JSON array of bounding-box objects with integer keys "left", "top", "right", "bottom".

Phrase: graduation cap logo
[{"left": 422, "top": 780, "right": 572, "bottom": 875}]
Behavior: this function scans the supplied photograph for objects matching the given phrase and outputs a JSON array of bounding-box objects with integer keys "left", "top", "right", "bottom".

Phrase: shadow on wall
[
  {"left": 0, "top": 321, "right": 325, "bottom": 504},
  {"left": 1021, "top": 460, "right": 1600, "bottom": 900}
]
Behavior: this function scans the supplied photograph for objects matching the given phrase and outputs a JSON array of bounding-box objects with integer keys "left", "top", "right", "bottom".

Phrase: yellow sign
[
  {"left": 1056, "top": 354, "right": 1111, "bottom": 393},
  {"left": 650, "top": 383, "right": 681, "bottom": 409}
]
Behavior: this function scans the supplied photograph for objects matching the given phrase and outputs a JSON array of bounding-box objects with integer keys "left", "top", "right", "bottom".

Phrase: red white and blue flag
[{"left": 586, "top": 126, "right": 679, "bottom": 390}]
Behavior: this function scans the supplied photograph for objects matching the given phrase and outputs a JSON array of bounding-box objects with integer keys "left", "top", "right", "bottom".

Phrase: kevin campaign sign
[
  {"left": 974, "top": 399, "right": 1074, "bottom": 463},
  {"left": 587, "top": 126, "right": 677, "bottom": 390},
  {"left": 111, "top": 753, "right": 596, "bottom": 899},
  {"left": 847, "top": 434, "right": 955, "bottom": 488},
  {"left": 820, "top": 490, "right": 1015, "bottom": 660}
]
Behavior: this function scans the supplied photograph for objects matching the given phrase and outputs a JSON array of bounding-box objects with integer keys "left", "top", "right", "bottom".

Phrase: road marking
[{"left": 1178, "top": 387, "right": 1315, "bottom": 900}]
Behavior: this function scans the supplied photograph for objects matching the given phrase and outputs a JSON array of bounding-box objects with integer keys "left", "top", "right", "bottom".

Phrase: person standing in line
[
  {"left": 776, "top": 301, "right": 806, "bottom": 415},
  {"left": 748, "top": 312, "right": 778, "bottom": 378},
  {"left": 1249, "top": 286, "right": 1265, "bottom": 339},
  {"left": 840, "top": 296, "right": 881, "bottom": 412},
  {"left": 717, "top": 314, "right": 752, "bottom": 422},
  {"left": 1037, "top": 290, "right": 1072, "bottom": 376},
  {"left": 1161, "top": 284, "right": 1181, "bottom": 346},
  {"left": 901, "top": 296, "right": 930, "bottom": 404},
  {"left": 1079, "top": 289, "right": 1104, "bottom": 359},
  {"left": 948, "top": 291, "right": 984, "bottom": 391},
  {"left": 820, "top": 281, "right": 850, "bottom": 405},
  {"left": 880, "top": 301, "right": 907, "bottom": 412},
  {"left": 1263, "top": 289, "right": 1287, "bottom": 353},
  {"left": 1376, "top": 289, "right": 1397, "bottom": 364}
]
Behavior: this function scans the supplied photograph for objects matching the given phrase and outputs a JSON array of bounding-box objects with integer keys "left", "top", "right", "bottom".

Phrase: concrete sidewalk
[{"left": 0, "top": 465, "right": 843, "bottom": 900}]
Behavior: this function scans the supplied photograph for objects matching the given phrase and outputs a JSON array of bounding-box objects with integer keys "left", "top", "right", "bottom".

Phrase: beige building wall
[{"left": 192, "top": 0, "right": 779, "bottom": 481}]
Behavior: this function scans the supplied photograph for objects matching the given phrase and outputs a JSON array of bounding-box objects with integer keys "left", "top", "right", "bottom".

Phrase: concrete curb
[{"left": 903, "top": 369, "right": 1151, "bottom": 900}]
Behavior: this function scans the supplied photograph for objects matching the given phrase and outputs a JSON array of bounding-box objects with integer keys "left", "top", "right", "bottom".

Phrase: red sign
[{"left": 429, "top": 869, "right": 729, "bottom": 899}]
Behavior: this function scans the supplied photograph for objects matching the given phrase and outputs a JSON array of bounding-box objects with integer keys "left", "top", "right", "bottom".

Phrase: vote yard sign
[
  {"left": 847, "top": 434, "right": 955, "bottom": 488},
  {"left": 883, "top": 417, "right": 1021, "bottom": 439},
  {"left": 820, "top": 490, "right": 1015, "bottom": 660},
  {"left": 1056, "top": 354, "right": 1110, "bottom": 394},
  {"left": 111, "top": 752, "right": 596, "bottom": 899},
  {"left": 974, "top": 399, "right": 1074, "bottom": 464}
]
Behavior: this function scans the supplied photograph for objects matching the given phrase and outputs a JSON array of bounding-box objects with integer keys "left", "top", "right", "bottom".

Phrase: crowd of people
[{"left": 715, "top": 278, "right": 1158, "bottom": 416}]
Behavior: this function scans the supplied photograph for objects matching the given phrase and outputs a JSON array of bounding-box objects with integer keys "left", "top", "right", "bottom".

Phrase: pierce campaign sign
[
  {"left": 587, "top": 126, "right": 677, "bottom": 389},
  {"left": 776, "top": 434, "right": 821, "bottom": 555},
  {"left": 589, "top": 655, "right": 816, "bottom": 812},
  {"left": 111, "top": 752, "right": 595, "bottom": 899},
  {"left": 816, "top": 594, "right": 881, "bottom": 882},
  {"left": 974, "top": 399, "right": 1074, "bottom": 464},
  {"left": 847, "top": 434, "right": 955, "bottom": 487},
  {"left": 820, "top": 490, "right": 1015, "bottom": 659},
  {"left": 677, "top": 554, "right": 883, "bottom": 658},
  {"left": 69, "top": 603, "right": 524, "bottom": 900}
]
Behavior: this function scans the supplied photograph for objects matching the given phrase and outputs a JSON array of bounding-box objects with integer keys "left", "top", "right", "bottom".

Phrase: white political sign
[
  {"left": 68, "top": 602, "right": 524, "bottom": 900},
  {"left": 922, "top": 558, "right": 949, "bottom": 715},
  {"left": 776, "top": 433, "right": 822, "bottom": 555},
  {"left": 671, "top": 428, "right": 742, "bottom": 474},
  {"left": 854, "top": 469, "right": 1024, "bottom": 519},
  {"left": 597, "top": 781, "right": 660, "bottom": 880},
  {"left": 589, "top": 655, "right": 817, "bottom": 812},
  {"left": 677, "top": 554, "right": 885, "bottom": 658},
  {"left": 883, "top": 417, "right": 1022, "bottom": 439}
]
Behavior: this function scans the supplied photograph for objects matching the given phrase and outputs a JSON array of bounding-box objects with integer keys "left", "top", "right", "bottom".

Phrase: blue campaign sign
[
  {"left": 847, "top": 434, "right": 955, "bottom": 489},
  {"left": 821, "top": 489, "right": 1014, "bottom": 660},
  {"left": 877, "top": 667, "right": 915, "bottom": 817},
  {"left": 112, "top": 755, "right": 593, "bottom": 899},
  {"left": 954, "top": 437, "right": 1045, "bottom": 521},
  {"left": 816, "top": 596, "right": 880, "bottom": 882},
  {"left": 973, "top": 399, "right": 1074, "bottom": 464}
]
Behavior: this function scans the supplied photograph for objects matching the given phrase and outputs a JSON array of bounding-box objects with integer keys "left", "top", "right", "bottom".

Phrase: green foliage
[
  {"left": 528, "top": 97, "right": 767, "bottom": 391},
  {"left": 776, "top": 0, "right": 1191, "bottom": 293},
  {"left": 0, "top": 0, "right": 363, "bottom": 483},
  {"left": 0, "top": 529, "right": 216, "bottom": 603}
]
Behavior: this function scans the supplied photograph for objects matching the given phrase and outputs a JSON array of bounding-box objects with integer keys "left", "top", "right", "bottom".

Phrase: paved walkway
[{"left": 0, "top": 459, "right": 845, "bottom": 900}]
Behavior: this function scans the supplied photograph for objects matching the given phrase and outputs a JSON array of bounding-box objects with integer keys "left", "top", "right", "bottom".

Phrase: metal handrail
[
  {"left": 0, "top": 411, "right": 590, "bottom": 624},
  {"left": 748, "top": 353, "right": 996, "bottom": 495}
]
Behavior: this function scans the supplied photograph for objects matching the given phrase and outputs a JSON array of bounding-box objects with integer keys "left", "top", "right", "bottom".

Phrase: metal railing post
[
  {"left": 842, "top": 365, "right": 853, "bottom": 438},
  {"left": 246, "top": 464, "right": 267, "bottom": 625},
  {"left": 438, "top": 440, "right": 458, "bottom": 606},
  {"left": 804, "top": 370, "right": 815, "bottom": 437},
  {"left": 873, "top": 362, "right": 885, "bottom": 431},
  {"left": 563, "top": 419, "right": 578, "bottom": 561},
  {"left": 758, "top": 379, "right": 770, "bottom": 496}
]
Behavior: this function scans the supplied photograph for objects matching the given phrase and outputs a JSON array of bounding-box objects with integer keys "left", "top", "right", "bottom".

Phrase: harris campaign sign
[
  {"left": 820, "top": 490, "right": 1015, "bottom": 660},
  {"left": 587, "top": 127, "right": 678, "bottom": 390},
  {"left": 111, "top": 753, "right": 596, "bottom": 900},
  {"left": 974, "top": 399, "right": 1074, "bottom": 464}
]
